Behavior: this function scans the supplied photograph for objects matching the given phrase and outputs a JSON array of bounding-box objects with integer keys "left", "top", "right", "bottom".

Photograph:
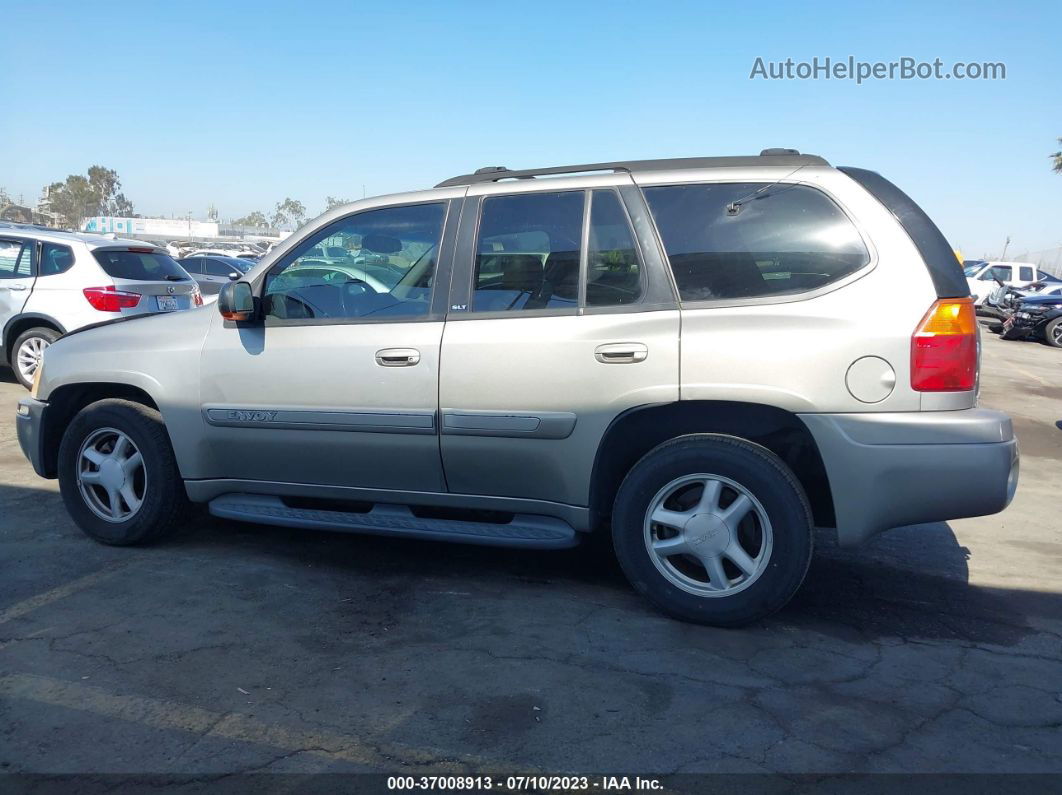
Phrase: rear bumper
[
  {"left": 798, "top": 408, "right": 1018, "bottom": 546},
  {"left": 16, "top": 397, "right": 49, "bottom": 478}
]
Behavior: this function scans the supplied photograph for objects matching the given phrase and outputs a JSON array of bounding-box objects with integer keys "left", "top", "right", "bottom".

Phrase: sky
[{"left": 1, "top": 0, "right": 1059, "bottom": 259}]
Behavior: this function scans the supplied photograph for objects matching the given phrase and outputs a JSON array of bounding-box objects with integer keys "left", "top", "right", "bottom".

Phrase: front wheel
[
  {"left": 58, "top": 399, "right": 189, "bottom": 545},
  {"left": 612, "top": 434, "right": 813, "bottom": 627}
]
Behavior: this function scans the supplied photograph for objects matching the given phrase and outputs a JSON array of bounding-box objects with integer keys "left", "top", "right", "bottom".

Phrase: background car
[
  {"left": 1000, "top": 293, "right": 1062, "bottom": 347},
  {"left": 186, "top": 247, "right": 260, "bottom": 262},
  {"left": 177, "top": 255, "right": 251, "bottom": 300},
  {"left": 0, "top": 222, "right": 201, "bottom": 388},
  {"left": 964, "top": 260, "right": 1060, "bottom": 307}
]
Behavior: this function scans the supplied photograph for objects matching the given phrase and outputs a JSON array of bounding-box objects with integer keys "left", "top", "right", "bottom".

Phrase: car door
[
  {"left": 198, "top": 197, "right": 459, "bottom": 492},
  {"left": 1015, "top": 265, "right": 1035, "bottom": 286},
  {"left": 972, "top": 264, "right": 1012, "bottom": 302},
  {"left": 199, "top": 258, "right": 233, "bottom": 295},
  {"left": 0, "top": 237, "right": 35, "bottom": 338},
  {"left": 438, "top": 181, "right": 680, "bottom": 508}
]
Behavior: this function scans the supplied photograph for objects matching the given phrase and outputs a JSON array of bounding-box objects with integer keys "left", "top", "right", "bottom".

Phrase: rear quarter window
[
  {"left": 92, "top": 249, "right": 190, "bottom": 281},
  {"left": 644, "top": 183, "right": 870, "bottom": 302}
]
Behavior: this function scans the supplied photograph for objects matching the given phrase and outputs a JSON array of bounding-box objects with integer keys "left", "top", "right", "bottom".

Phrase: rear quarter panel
[{"left": 643, "top": 168, "right": 964, "bottom": 413}]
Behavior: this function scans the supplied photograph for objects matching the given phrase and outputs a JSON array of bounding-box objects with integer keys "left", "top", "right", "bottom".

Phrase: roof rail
[
  {"left": 0, "top": 221, "right": 74, "bottom": 234},
  {"left": 435, "top": 150, "right": 828, "bottom": 188}
]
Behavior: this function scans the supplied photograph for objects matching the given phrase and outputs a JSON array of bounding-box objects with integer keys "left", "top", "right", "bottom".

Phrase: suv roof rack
[{"left": 435, "top": 150, "right": 828, "bottom": 188}]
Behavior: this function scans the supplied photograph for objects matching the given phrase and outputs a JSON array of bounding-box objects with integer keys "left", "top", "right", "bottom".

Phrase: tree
[
  {"left": 325, "top": 196, "right": 351, "bottom": 210},
  {"left": 45, "top": 165, "right": 135, "bottom": 228},
  {"left": 271, "top": 198, "right": 306, "bottom": 230},
  {"left": 234, "top": 211, "right": 269, "bottom": 228},
  {"left": 1053, "top": 138, "right": 1062, "bottom": 174}
]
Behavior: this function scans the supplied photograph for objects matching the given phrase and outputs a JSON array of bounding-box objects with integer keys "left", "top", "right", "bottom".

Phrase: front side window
[
  {"left": 980, "top": 265, "right": 1011, "bottom": 281},
  {"left": 644, "top": 183, "right": 870, "bottom": 302},
  {"left": 473, "top": 191, "right": 584, "bottom": 312},
  {"left": 204, "top": 258, "right": 244, "bottom": 278},
  {"left": 587, "top": 190, "right": 642, "bottom": 306},
  {"left": 264, "top": 202, "right": 446, "bottom": 321},
  {"left": 0, "top": 240, "right": 32, "bottom": 279}
]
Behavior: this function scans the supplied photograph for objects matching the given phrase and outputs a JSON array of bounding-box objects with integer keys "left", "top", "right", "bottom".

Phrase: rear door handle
[
  {"left": 594, "top": 342, "right": 648, "bottom": 363},
  {"left": 375, "top": 348, "right": 421, "bottom": 367}
]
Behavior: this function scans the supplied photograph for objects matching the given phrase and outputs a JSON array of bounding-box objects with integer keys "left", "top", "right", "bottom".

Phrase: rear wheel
[
  {"left": 1043, "top": 317, "right": 1062, "bottom": 348},
  {"left": 611, "top": 434, "right": 813, "bottom": 627},
  {"left": 11, "top": 327, "right": 60, "bottom": 389},
  {"left": 58, "top": 399, "right": 189, "bottom": 545}
]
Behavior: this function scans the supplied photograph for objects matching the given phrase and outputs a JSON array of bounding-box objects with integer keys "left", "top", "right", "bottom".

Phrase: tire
[
  {"left": 10, "top": 326, "right": 60, "bottom": 389},
  {"left": 1000, "top": 325, "right": 1024, "bottom": 341},
  {"left": 58, "top": 399, "right": 189, "bottom": 545},
  {"left": 1043, "top": 317, "right": 1062, "bottom": 348},
  {"left": 611, "top": 434, "right": 813, "bottom": 627}
]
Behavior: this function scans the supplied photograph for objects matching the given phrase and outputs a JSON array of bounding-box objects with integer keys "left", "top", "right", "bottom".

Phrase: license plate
[{"left": 156, "top": 296, "right": 179, "bottom": 311}]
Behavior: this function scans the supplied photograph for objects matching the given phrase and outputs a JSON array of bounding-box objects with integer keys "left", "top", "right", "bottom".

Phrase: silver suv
[
  {"left": 15, "top": 151, "right": 1019, "bottom": 625},
  {"left": 0, "top": 224, "right": 201, "bottom": 388}
]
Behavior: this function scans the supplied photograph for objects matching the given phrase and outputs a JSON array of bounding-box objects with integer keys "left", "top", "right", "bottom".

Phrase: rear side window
[
  {"left": 92, "top": 249, "right": 189, "bottom": 281},
  {"left": 473, "top": 191, "right": 584, "bottom": 312},
  {"left": 1019, "top": 266, "right": 1034, "bottom": 282},
  {"left": 0, "top": 239, "right": 33, "bottom": 278},
  {"left": 39, "top": 242, "right": 75, "bottom": 276},
  {"left": 644, "top": 183, "right": 870, "bottom": 302}
]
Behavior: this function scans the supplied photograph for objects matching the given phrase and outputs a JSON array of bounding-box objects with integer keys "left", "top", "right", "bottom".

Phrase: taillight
[
  {"left": 193, "top": 288, "right": 203, "bottom": 306},
  {"left": 83, "top": 286, "right": 142, "bottom": 312},
  {"left": 911, "top": 297, "right": 977, "bottom": 391}
]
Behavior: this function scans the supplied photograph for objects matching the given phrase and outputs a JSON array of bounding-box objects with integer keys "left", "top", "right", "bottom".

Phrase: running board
[{"left": 208, "top": 494, "right": 579, "bottom": 549}]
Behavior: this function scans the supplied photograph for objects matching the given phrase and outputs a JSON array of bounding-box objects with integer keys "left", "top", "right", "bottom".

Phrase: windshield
[
  {"left": 93, "top": 249, "right": 190, "bottom": 281},
  {"left": 962, "top": 264, "right": 983, "bottom": 277}
]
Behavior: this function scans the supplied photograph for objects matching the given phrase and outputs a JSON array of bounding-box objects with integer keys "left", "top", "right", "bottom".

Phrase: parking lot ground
[{"left": 1, "top": 327, "right": 1060, "bottom": 777}]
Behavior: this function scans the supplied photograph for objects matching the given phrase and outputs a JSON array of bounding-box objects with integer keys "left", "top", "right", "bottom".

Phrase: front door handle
[
  {"left": 1, "top": 284, "right": 28, "bottom": 291},
  {"left": 375, "top": 348, "right": 421, "bottom": 367},
  {"left": 594, "top": 342, "right": 648, "bottom": 364}
]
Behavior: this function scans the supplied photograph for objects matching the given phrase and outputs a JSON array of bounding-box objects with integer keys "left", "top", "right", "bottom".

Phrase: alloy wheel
[
  {"left": 643, "top": 474, "right": 773, "bottom": 597},
  {"left": 16, "top": 336, "right": 49, "bottom": 383},
  {"left": 76, "top": 428, "right": 147, "bottom": 523}
]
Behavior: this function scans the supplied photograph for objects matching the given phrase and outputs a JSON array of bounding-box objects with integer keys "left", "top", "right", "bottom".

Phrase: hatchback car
[{"left": 0, "top": 223, "right": 201, "bottom": 388}]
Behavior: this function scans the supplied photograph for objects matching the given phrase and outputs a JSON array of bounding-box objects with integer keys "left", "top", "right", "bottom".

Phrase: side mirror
[
  {"left": 228, "top": 272, "right": 240, "bottom": 280},
  {"left": 218, "top": 281, "right": 255, "bottom": 322}
]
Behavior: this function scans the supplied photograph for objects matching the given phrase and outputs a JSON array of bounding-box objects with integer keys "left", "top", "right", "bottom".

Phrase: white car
[
  {"left": 186, "top": 248, "right": 260, "bottom": 262},
  {"left": 0, "top": 223, "right": 202, "bottom": 388},
  {"left": 963, "top": 260, "right": 1060, "bottom": 306}
]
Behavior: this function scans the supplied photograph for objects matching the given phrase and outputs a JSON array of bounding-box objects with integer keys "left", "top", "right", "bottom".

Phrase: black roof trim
[
  {"left": 838, "top": 166, "right": 969, "bottom": 299},
  {"left": 435, "top": 151, "right": 830, "bottom": 188}
]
